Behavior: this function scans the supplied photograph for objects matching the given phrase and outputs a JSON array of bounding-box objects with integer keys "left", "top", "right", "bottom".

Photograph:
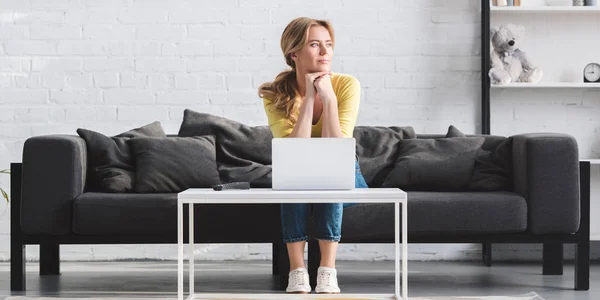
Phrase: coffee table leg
[
  {"left": 189, "top": 203, "right": 195, "bottom": 296},
  {"left": 178, "top": 199, "right": 183, "bottom": 300},
  {"left": 395, "top": 201, "right": 399, "bottom": 299}
]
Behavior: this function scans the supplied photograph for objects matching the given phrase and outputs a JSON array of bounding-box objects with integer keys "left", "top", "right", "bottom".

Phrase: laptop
[{"left": 271, "top": 137, "right": 356, "bottom": 190}]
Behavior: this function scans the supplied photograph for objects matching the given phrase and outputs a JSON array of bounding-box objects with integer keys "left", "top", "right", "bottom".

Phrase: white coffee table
[{"left": 177, "top": 188, "right": 408, "bottom": 300}]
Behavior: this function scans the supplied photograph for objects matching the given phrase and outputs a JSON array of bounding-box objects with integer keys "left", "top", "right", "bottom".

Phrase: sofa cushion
[
  {"left": 76, "top": 122, "right": 166, "bottom": 192},
  {"left": 446, "top": 125, "right": 466, "bottom": 138},
  {"left": 72, "top": 192, "right": 281, "bottom": 240},
  {"left": 445, "top": 125, "right": 513, "bottom": 191},
  {"left": 353, "top": 125, "right": 416, "bottom": 188},
  {"left": 178, "top": 110, "right": 417, "bottom": 188},
  {"left": 128, "top": 136, "right": 221, "bottom": 193},
  {"left": 467, "top": 138, "right": 513, "bottom": 191},
  {"left": 341, "top": 191, "right": 527, "bottom": 240},
  {"left": 381, "top": 137, "right": 485, "bottom": 191},
  {"left": 178, "top": 109, "right": 273, "bottom": 187}
]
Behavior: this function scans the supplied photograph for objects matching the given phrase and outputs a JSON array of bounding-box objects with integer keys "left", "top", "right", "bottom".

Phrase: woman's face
[{"left": 292, "top": 25, "right": 333, "bottom": 74}]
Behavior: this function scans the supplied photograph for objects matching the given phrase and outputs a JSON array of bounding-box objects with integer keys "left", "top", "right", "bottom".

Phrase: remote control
[{"left": 212, "top": 181, "right": 250, "bottom": 191}]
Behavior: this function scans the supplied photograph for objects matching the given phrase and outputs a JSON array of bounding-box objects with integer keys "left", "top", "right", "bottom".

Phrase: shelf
[
  {"left": 491, "top": 82, "right": 600, "bottom": 88},
  {"left": 491, "top": 6, "right": 600, "bottom": 13},
  {"left": 581, "top": 159, "right": 600, "bottom": 165}
]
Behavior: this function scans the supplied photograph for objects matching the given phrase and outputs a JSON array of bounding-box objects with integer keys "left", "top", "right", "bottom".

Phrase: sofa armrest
[
  {"left": 512, "top": 133, "right": 580, "bottom": 234},
  {"left": 21, "top": 135, "right": 87, "bottom": 235}
]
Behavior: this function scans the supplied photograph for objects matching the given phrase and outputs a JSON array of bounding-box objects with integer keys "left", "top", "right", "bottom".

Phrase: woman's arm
[
  {"left": 288, "top": 72, "right": 331, "bottom": 138},
  {"left": 316, "top": 74, "right": 344, "bottom": 138},
  {"left": 321, "top": 97, "right": 344, "bottom": 138},
  {"left": 316, "top": 74, "right": 360, "bottom": 138},
  {"left": 287, "top": 96, "right": 315, "bottom": 138}
]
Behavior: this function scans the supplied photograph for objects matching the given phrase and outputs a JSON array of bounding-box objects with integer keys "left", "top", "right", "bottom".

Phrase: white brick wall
[{"left": 1, "top": 0, "right": 599, "bottom": 262}]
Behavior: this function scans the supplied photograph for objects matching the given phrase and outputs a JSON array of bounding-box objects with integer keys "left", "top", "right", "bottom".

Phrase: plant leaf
[
  {"left": 1, "top": 188, "right": 8, "bottom": 202},
  {"left": 0, "top": 169, "right": 9, "bottom": 174}
]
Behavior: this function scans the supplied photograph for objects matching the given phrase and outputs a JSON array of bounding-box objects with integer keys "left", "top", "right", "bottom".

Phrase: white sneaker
[
  {"left": 315, "top": 266, "right": 341, "bottom": 294},
  {"left": 286, "top": 267, "right": 311, "bottom": 294}
]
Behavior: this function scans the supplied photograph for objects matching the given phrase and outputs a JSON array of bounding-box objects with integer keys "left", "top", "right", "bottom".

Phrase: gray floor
[{"left": 0, "top": 260, "right": 597, "bottom": 299}]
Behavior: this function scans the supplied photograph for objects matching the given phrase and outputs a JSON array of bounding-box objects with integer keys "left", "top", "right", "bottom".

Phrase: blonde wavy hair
[{"left": 258, "top": 17, "right": 335, "bottom": 125}]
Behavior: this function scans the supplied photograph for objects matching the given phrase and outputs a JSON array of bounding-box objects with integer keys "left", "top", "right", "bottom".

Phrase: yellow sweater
[{"left": 262, "top": 72, "right": 361, "bottom": 138}]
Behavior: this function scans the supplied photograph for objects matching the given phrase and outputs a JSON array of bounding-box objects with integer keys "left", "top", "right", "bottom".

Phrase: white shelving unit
[
  {"left": 491, "top": 6, "right": 600, "bottom": 13},
  {"left": 487, "top": 3, "right": 600, "bottom": 120},
  {"left": 491, "top": 82, "right": 600, "bottom": 88},
  {"left": 488, "top": 4, "right": 600, "bottom": 242},
  {"left": 490, "top": 4, "right": 600, "bottom": 92}
]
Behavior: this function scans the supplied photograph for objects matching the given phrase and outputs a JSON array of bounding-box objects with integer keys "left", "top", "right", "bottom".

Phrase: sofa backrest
[
  {"left": 167, "top": 129, "right": 509, "bottom": 166},
  {"left": 166, "top": 126, "right": 511, "bottom": 189}
]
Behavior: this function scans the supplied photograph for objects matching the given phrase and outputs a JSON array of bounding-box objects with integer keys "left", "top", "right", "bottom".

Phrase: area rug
[{"left": 3, "top": 291, "right": 545, "bottom": 299}]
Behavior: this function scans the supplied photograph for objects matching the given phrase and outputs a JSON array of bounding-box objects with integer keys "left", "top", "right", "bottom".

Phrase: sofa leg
[
  {"left": 277, "top": 242, "right": 290, "bottom": 291},
  {"left": 575, "top": 239, "right": 590, "bottom": 290},
  {"left": 272, "top": 243, "right": 279, "bottom": 276},
  {"left": 542, "top": 242, "right": 563, "bottom": 275},
  {"left": 308, "top": 239, "right": 320, "bottom": 289},
  {"left": 482, "top": 243, "right": 491, "bottom": 267},
  {"left": 40, "top": 242, "right": 61, "bottom": 275},
  {"left": 10, "top": 240, "right": 25, "bottom": 291}
]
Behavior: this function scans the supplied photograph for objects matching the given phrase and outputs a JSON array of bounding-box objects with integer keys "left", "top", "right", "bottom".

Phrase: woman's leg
[
  {"left": 281, "top": 203, "right": 310, "bottom": 271},
  {"left": 315, "top": 159, "right": 369, "bottom": 266},
  {"left": 354, "top": 160, "right": 369, "bottom": 189},
  {"left": 312, "top": 203, "right": 343, "bottom": 268},
  {"left": 287, "top": 240, "right": 307, "bottom": 271},
  {"left": 312, "top": 203, "right": 343, "bottom": 294},
  {"left": 344, "top": 160, "right": 369, "bottom": 208},
  {"left": 318, "top": 239, "right": 339, "bottom": 268}
]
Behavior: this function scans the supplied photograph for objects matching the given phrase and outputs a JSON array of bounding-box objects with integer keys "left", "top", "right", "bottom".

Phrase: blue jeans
[{"left": 280, "top": 159, "right": 369, "bottom": 243}]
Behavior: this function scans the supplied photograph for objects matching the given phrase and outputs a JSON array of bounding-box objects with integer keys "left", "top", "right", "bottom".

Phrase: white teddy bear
[{"left": 489, "top": 24, "right": 543, "bottom": 85}]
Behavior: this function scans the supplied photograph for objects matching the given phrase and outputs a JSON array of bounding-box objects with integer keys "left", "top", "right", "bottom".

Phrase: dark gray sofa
[{"left": 10, "top": 116, "right": 590, "bottom": 292}]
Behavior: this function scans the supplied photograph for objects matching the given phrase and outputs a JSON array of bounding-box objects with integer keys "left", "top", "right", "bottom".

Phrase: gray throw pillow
[
  {"left": 381, "top": 137, "right": 485, "bottom": 191},
  {"left": 76, "top": 121, "right": 166, "bottom": 192},
  {"left": 445, "top": 125, "right": 513, "bottom": 191},
  {"left": 177, "top": 109, "right": 273, "bottom": 187},
  {"left": 128, "top": 136, "right": 221, "bottom": 193},
  {"left": 353, "top": 126, "right": 416, "bottom": 188},
  {"left": 446, "top": 125, "right": 466, "bottom": 138}
]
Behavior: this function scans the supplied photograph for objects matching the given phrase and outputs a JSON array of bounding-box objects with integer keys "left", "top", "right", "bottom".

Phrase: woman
[{"left": 258, "top": 17, "right": 368, "bottom": 294}]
